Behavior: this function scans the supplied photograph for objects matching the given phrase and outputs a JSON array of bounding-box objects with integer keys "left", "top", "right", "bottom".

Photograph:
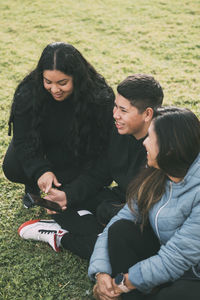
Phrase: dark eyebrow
[
  {"left": 57, "top": 79, "right": 69, "bottom": 83},
  {"left": 114, "top": 101, "right": 128, "bottom": 110},
  {"left": 119, "top": 105, "right": 128, "bottom": 111},
  {"left": 43, "top": 76, "right": 51, "bottom": 81},
  {"left": 43, "top": 77, "right": 68, "bottom": 83}
]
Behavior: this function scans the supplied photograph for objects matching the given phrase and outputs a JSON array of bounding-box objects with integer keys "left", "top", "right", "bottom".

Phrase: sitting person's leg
[
  {"left": 95, "top": 188, "right": 125, "bottom": 226},
  {"left": 3, "top": 139, "right": 25, "bottom": 183},
  {"left": 108, "top": 219, "right": 160, "bottom": 300},
  {"left": 108, "top": 220, "right": 200, "bottom": 300},
  {"left": 148, "top": 279, "right": 200, "bottom": 300},
  {"left": 61, "top": 232, "right": 99, "bottom": 260},
  {"left": 54, "top": 208, "right": 104, "bottom": 259},
  {"left": 3, "top": 139, "right": 39, "bottom": 195},
  {"left": 18, "top": 208, "right": 104, "bottom": 259},
  {"left": 53, "top": 208, "right": 103, "bottom": 235},
  {"left": 108, "top": 219, "right": 160, "bottom": 276}
]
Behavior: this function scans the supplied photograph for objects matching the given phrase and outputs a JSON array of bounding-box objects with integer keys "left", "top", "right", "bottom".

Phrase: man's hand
[
  {"left": 37, "top": 172, "right": 61, "bottom": 193},
  {"left": 44, "top": 188, "right": 67, "bottom": 214},
  {"left": 94, "top": 273, "right": 121, "bottom": 300}
]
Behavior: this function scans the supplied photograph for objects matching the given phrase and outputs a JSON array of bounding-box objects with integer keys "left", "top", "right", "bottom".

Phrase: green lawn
[{"left": 0, "top": 0, "right": 199, "bottom": 299}]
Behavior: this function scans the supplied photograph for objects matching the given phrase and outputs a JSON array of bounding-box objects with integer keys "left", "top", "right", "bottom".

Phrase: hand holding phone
[{"left": 26, "top": 193, "right": 63, "bottom": 213}]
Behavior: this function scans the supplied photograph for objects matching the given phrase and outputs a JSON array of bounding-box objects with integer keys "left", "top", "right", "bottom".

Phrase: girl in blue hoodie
[{"left": 88, "top": 106, "right": 200, "bottom": 300}]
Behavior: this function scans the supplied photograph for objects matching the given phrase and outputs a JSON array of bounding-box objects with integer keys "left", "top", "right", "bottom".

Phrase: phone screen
[{"left": 27, "top": 193, "right": 63, "bottom": 213}]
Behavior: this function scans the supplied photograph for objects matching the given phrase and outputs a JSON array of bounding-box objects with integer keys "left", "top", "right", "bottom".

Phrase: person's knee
[
  {"left": 2, "top": 158, "right": 20, "bottom": 182},
  {"left": 2, "top": 153, "right": 13, "bottom": 181},
  {"left": 96, "top": 201, "right": 122, "bottom": 225},
  {"left": 108, "top": 219, "right": 134, "bottom": 243},
  {"left": 96, "top": 201, "right": 111, "bottom": 225},
  {"left": 2, "top": 143, "right": 26, "bottom": 183}
]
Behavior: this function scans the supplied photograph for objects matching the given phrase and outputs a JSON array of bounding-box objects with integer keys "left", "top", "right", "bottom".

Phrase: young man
[{"left": 18, "top": 74, "right": 164, "bottom": 259}]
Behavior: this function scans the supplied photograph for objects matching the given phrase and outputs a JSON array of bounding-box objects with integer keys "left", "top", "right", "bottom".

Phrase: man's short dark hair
[{"left": 117, "top": 74, "right": 164, "bottom": 112}]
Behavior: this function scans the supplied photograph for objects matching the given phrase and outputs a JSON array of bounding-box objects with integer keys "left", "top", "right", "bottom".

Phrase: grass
[{"left": 0, "top": 0, "right": 199, "bottom": 299}]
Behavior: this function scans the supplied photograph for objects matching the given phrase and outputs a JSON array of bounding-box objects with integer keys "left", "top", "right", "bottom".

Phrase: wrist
[
  {"left": 95, "top": 272, "right": 109, "bottom": 281},
  {"left": 124, "top": 273, "right": 136, "bottom": 290},
  {"left": 114, "top": 273, "right": 131, "bottom": 293}
]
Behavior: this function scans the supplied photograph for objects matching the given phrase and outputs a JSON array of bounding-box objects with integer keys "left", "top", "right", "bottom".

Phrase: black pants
[
  {"left": 53, "top": 208, "right": 103, "bottom": 260},
  {"left": 108, "top": 219, "right": 200, "bottom": 300},
  {"left": 2, "top": 139, "right": 40, "bottom": 194}
]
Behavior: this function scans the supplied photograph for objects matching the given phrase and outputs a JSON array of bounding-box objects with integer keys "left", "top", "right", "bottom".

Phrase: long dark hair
[
  {"left": 9, "top": 42, "right": 114, "bottom": 163},
  {"left": 127, "top": 106, "right": 200, "bottom": 227}
]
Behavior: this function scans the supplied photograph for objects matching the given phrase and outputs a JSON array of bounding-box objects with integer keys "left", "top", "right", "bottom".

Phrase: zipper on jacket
[{"left": 155, "top": 181, "right": 173, "bottom": 241}]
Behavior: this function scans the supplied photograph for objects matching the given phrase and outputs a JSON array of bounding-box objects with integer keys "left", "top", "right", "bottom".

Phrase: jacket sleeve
[
  {"left": 12, "top": 87, "right": 52, "bottom": 182},
  {"left": 63, "top": 152, "right": 113, "bottom": 207},
  {"left": 129, "top": 192, "right": 200, "bottom": 293},
  {"left": 88, "top": 204, "right": 137, "bottom": 280}
]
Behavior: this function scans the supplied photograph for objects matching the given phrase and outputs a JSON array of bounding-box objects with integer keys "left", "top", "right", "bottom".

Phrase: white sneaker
[{"left": 18, "top": 219, "right": 67, "bottom": 252}]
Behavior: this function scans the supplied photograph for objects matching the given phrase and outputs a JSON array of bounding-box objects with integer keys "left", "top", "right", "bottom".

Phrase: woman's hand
[
  {"left": 111, "top": 279, "right": 123, "bottom": 295},
  {"left": 37, "top": 172, "right": 61, "bottom": 193},
  {"left": 111, "top": 273, "right": 136, "bottom": 294},
  {"left": 44, "top": 188, "right": 67, "bottom": 214},
  {"left": 94, "top": 273, "right": 121, "bottom": 300}
]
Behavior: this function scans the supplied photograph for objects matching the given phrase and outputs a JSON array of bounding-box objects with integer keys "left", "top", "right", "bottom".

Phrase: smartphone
[{"left": 26, "top": 193, "right": 63, "bottom": 213}]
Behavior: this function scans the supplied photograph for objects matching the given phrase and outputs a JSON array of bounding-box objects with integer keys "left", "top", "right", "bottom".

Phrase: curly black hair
[{"left": 9, "top": 42, "right": 114, "bottom": 164}]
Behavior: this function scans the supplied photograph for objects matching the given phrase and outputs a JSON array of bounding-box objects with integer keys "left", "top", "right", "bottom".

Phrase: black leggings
[
  {"left": 53, "top": 208, "right": 104, "bottom": 260},
  {"left": 108, "top": 219, "right": 200, "bottom": 300}
]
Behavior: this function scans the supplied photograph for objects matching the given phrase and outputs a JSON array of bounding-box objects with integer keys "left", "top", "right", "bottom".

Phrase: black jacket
[
  {"left": 64, "top": 126, "right": 147, "bottom": 207},
  {"left": 11, "top": 79, "right": 114, "bottom": 183}
]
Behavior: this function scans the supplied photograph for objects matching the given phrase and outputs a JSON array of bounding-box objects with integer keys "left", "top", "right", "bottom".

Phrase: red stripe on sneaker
[
  {"left": 18, "top": 219, "right": 41, "bottom": 235},
  {"left": 53, "top": 234, "right": 60, "bottom": 252}
]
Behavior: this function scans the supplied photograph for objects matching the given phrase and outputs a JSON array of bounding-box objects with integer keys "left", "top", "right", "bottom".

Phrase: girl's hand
[
  {"left": 37, "top": 172, "right": 61, "bottom": 193},
  {"left": 112, "top": 273, "right": 136, "bottom": 294},
  {"left": 111, "top": 279, "right": 122, "bottom": 295},
  {"left": 44, "top": 188, "right": 67, "bottom": 214},
  {"left": 94, "top": 273, "right": 121, "bottom": 300}
]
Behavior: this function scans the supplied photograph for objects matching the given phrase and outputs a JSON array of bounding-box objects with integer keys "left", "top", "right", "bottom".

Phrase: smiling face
[
  {"left": 113, "top": 93, "right": 152, "bottom": 139},
  {"left": 43, "top": 70, "right": 73, "bottom": 101},
  {"left": 143, "top": 122, "right": 159, "bottom": 168}
]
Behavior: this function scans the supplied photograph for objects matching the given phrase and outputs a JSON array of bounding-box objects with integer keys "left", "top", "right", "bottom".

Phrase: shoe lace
[{"left": 39, "top": 229, "right": 57, "bottom": 234}]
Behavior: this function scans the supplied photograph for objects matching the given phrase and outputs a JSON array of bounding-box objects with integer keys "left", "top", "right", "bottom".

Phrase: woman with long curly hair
[
  {"left": 3, "top": 42, "right": 114, "bottom": 209},
  {"left": 89, "top": 107, "right": 200, "bottom": 300}
]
